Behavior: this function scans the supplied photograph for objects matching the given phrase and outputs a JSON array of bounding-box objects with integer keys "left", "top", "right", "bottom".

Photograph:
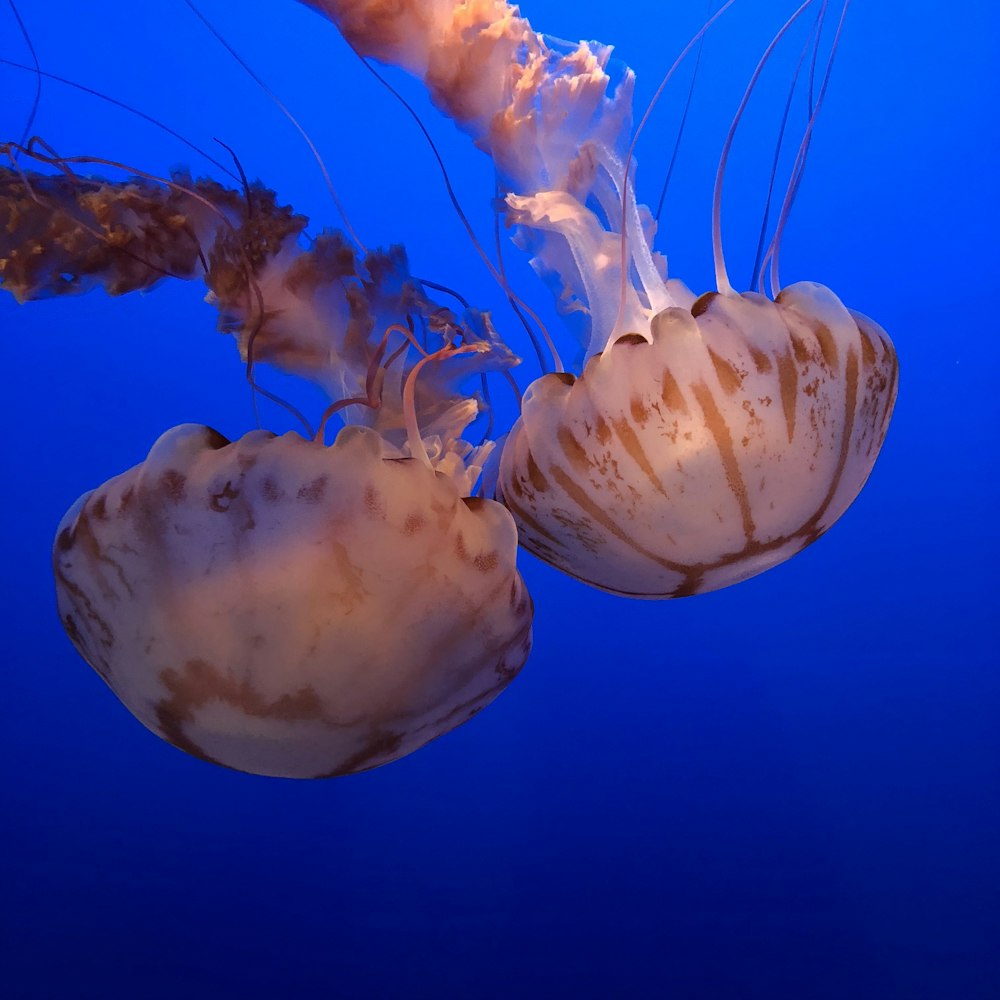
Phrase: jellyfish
[
  {"left": 0, "top": 0, "right": 897, "bottom": 776},
  {"left": 53, "top": 421, "right": 531, "bottom": 779},
  {"left": 304, "top": 0, "right": 898, "bottom": 597},
  {"left": 1, "top": 161, "right": 532, "bottom": 778}
]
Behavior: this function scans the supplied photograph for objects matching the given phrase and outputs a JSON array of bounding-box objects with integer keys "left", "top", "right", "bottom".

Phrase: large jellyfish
[
  {"left": 306, "top": 0, "right": 898, "bottom": 598},
  {"left": 0, "top": 0, "right": 896, "bottom": 775}
]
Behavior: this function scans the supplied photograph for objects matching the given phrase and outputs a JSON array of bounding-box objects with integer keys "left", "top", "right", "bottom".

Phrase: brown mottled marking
[
  {"left": 813, "top": 322, "right": 839, "bottom": 369},
  {"left": 159, "top": 470, "right": 186, "bottom": 503},
  {"left": 91, "top": 494, "right": 108, "bottom": 520},
  {"left": 749, "top": 346, "right": 773, "bottom": 374},
  {"left": 526, "top": 451, "right": 549, "bottom": 492},
  {"left": 691, "top": 292, "right": 716, "bottom": 317},
  {"left": 610, "top": 417, "right": 670, "bottom": 500},
  {"left": 595, "top": 414, "right": 613, "bottom": 445},
  {"left": 660, "top": 368, "right": 689, "bottom": 414},
  {"left": 776, "top": 347, "right": 798, "bottom": 443},
  {"left": 556, "top": 425, "right": 593, "bottom": 475},
  {"left": 118, "top": 485, "right": 135, "bottom": 513},
  {"left": 71, "top": 508, "right": 102, "bottom": 560},
  {"left": 321, "top": 730, "right": 405, "bottom": 778},
  {"left": 474, "top": 550, "right": 499, "bottom": 573},
  {"left": 708, "top": 347, "right": 743, "bottom": 394},
  {"left": 156, "top": 658, "right": 326, "bottom": 764},
  {"left": 403, "top": 512, "right": 426, "bottom": 534},
  {"left": 364, "top": 483, "right": 386, "bottom": 519},
  {"left": 791, "top": 331, "right": 811, "bottom": 364},
  {"left": 261, "top": 477, "right": 284, "bottom": 503},
  {"left": 297, "top": 476, "right": 328, "bottom": 504},
  {"left": 53, "top": 561, "right": 116, "bottom": 655},
  {"left": 615, "top": 333, "right": 648, "bottom": 347},
  {"left": 806, "top": 347, "right": 861, "bottom": 527},
  {"left": 857, "top": 323, "right": 877, "bottom": 367},
  {"left": 209, "top": 481, "right": 240, "bottom": 513},
  {"left": 501, "top": 485, "right": 568, "bottom": 546},
  {"left": 547, "top": 464, "right": 693, "bottom": 575},
  {"left": 629, "top": 396, "right": 650, "bottom": 426},
  {"left": 691, "top": 381, "right": 756, "bottom": 542},
  {"left": 62, "top": 614, "right": 84, "bottom": 653},
  {"left": 407, "top": 591, "right": 521, "bottom": 711}
]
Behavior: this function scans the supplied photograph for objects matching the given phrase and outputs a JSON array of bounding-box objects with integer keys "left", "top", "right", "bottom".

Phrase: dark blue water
[{"left": 2, "top": 2, "right": 997, "bottom": 997}]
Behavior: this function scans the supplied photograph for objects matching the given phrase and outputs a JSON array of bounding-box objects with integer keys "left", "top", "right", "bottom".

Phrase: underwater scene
[{"left": 1, "top": 0, "right": 997, "bottom": 996}]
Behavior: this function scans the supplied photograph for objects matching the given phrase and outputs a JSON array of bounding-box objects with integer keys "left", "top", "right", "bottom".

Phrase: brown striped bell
[{"left": 497, "top": 281, "right": 898, "bottom": 598}]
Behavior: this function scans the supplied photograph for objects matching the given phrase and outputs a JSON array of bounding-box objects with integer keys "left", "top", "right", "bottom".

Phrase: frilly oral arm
[
  {"left": 0, "top": 164, "right": 517, "bottom": 491},
  {"left": 300, "top": 0, "right": 680, "bottom": 358}
]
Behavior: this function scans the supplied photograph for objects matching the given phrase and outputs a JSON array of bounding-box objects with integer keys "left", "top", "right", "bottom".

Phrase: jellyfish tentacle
[
  {"left": 183, "top": 0, "right": 365, "bottom": 252},
  {"left": 616, "top": 0, "right": 739, "bottom": 337},
  {"left": 302, "top": 0, "right": 672, "bottom": 358},
  {"left": 712, "top": 0, "right": 819, "bottom": 298},
  {"left": 353, "top": 47, "right": 562, "bottom": 373},
  {"left": 0, "top": 151, "right": 248, "bottom": 299},
  {"left": 0, "top": 57, "right": 239, "bottom": 177},
  {"left": 654, "top": 0, "right": 715, "bottom": 226},
  {"left": 7, "top": 0, "right": 42, "bottom": 153},
  {"left": 766, "top": 1, "right": 851, "bottom": 297},
  {"left": 750, "top": 2, "right": 827, "bottom": 293}
]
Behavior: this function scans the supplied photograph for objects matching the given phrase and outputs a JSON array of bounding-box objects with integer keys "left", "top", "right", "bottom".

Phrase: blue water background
[{"left": 1, "top": 1, "right": 997, "bottom": 996}]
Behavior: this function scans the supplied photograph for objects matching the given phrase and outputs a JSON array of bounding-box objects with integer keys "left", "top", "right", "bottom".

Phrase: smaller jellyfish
[
  {"left": 54, "top": 422, "right": 531, "bottom": 778},
  {"left": 2, "top": 159, "right": 532, "bottom": 777}
]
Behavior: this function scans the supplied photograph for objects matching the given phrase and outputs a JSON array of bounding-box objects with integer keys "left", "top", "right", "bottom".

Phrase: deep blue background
[{"left": 1, "top": 2, "right": 997, "bottom": 997}]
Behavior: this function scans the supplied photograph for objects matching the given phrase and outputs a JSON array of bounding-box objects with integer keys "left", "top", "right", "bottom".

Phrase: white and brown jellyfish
[
  {"left": 497, "top": 282, "right": 897, "bottom": 597},
  {"left": 0, "top": 0, "right": 897, "bottom": 775},
  {"left": 2, "top": 161, "right": 532, "bottom": 778},
  {"left": 304, "top": 0, "right": 897, "bottom": 596},
  {"left": 54, "top": 422, "right": 531, "bottom": 779}
]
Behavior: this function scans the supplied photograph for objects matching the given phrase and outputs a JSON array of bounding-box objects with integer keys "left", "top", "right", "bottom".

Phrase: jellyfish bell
[
  {"left": 54, "top": 420, "right": 532, "bottom": 780},
  {"left": 496, "top": 282, "right": 897, "bottom": 597}
]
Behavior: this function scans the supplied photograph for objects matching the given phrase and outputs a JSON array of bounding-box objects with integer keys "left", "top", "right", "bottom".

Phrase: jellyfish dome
[
  {"left": 497, "top": 284, "right": 897, "bottom": 597},
  {"left": 55, "top": 423, "right": 531, "bottom": 778}
]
